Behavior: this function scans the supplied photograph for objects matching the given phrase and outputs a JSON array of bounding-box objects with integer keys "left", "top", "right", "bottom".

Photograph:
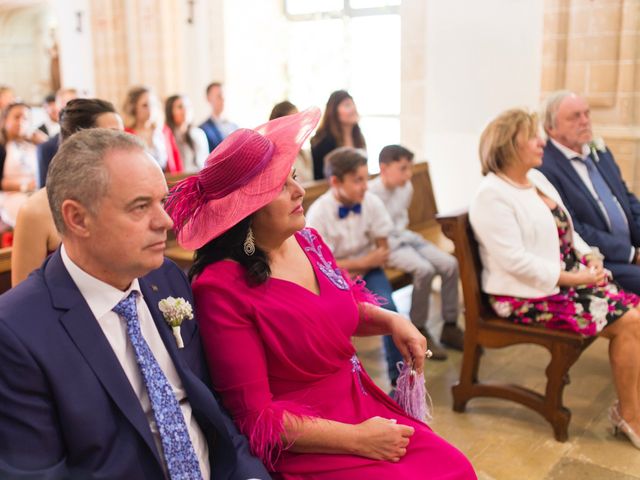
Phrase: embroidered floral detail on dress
[
  {"left": 350, "top": 354, "right": 368, "bottom": 395},
  {"left": 299, "top": 229, "right": 349, "bottom": 290}
]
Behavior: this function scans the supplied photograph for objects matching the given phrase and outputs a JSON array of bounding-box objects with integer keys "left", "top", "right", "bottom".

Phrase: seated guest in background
[
  {"left": 37, "top": 93, "right": 60, "bottom": 137},
  {"left": 369, "top": 145, "right": 463, "bottom": 358},
  {"left": 123, "top": 85, "right": 178, "bottom": 172},
  {"left": 166, "top": 108, "right": 476, "bottom": 479},
  {"left": 0, "top": 85, "right": 15, "bottom": 112},
  {"left": 165, "top": 94, "right": 209, "bottom": 173},
  {"left": 0, "top": 129, "right": 270, "bottom": 479},
  {"left": 269, "top": 100, "right": 313, "bottom": 182},
  {"left": 306, "top": 147, "right": 405, "bottom": 386},
  {"left": 12, "top": 98, "right": 123, "bottom": 286},
  {"left": 0, "top": 102, "right": 38, "bottom": 226},
  {"left": 36, "top": 87, "right": 79, "bottom": 187},
  {"left": 200, "top": 81, "right": 238, "bottom": 152},
  {"left": 470, "top": 108, "right": 640, "bottom": 449},
  {"left": 310, "top": 90, "right": 366, "bottom": 180},
  {"left": 539, "top": 90, "right": 640, "bottom": 295}
]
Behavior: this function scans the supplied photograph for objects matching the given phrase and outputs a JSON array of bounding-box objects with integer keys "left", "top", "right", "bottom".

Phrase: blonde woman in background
[{"left": 470, "top": 108, "right": 640, "bottom": 449}]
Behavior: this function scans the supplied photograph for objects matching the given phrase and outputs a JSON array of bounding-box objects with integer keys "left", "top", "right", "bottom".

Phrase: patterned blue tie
[
  {"left": 582, "top": 156, "right": 630, "bottom": 237},
  {"left": 113, "top": 292, "right": 202, "bottom": 480}
]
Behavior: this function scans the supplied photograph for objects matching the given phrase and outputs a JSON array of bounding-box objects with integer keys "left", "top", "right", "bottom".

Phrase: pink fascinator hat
[{"left": 166, "top": 106, "right": 321, "bottom": 250}]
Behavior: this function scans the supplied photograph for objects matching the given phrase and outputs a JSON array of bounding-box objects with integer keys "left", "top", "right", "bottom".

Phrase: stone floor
[{"left": 353, "top": 285, "right": 640, "bottom": 480}]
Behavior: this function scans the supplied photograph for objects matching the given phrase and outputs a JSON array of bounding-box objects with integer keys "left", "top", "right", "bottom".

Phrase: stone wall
[{"left": 542, "top": 0, "right": 640, "bottom": 191}]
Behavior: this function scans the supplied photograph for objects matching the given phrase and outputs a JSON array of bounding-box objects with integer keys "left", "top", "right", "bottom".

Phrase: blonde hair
[{"left": 479, "top": 109, "right": 538, "bottom": 176}]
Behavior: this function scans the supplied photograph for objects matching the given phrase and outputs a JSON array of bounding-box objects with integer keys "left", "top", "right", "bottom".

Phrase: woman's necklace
[{"left": 497, "top": 172, "right": 533, "bottom": 190}]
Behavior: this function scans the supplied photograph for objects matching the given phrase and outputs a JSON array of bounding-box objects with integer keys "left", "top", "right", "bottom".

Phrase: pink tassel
[
  {"left": 394, "top": 362, "right": 432, "bottom": 423},
  {"left": 342, "top": 271, "right": 386, "bottom": 307},
  {"left": 165, "top": 176, "right": 207, "bottom": 235},
  {"left": 235, "top": 401, "right": 315, "bottom": 471}
]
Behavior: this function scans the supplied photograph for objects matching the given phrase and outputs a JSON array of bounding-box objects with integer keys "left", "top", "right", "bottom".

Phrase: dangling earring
[{"left": 243, "top": 227, "right": 256, "bottom": 256}]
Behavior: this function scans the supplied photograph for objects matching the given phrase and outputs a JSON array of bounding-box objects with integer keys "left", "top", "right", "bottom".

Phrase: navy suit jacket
[
  {"left": 36, "top": 133, "right": 59, "bottom": 188},
  {"left": 538, "top": 141, "right": 640, "bottom": 263},
  {"left": 0, "top": 251, "right": 270, "bottom": 480},
  {"left": 199, "top": 118, "right": 224, "bottom": 153}
]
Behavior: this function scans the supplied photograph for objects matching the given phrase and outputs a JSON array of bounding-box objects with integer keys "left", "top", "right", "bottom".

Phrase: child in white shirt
[
  {"left": 368, "top": 145, "right": 464, "bottom": 355},
  {"left": 306, "top": 147, "right": 406, "bottom": 385}
]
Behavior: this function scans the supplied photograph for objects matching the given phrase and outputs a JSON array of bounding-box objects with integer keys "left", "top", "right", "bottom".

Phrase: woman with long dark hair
[
  {"left": 165, "top": 94, "right": 208, "bottom": 173},
  {"left": 310, "top": 90, "right": 366, "bottom": 180},
  {"left": 166, "top": 108, "right": 475, "bottom": 479}
]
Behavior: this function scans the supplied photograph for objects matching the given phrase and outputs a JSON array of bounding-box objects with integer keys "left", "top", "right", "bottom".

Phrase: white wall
[
  {"left": 53, "top": 0, "right": 94, "bottom": 95},
  {"left": 424, "top": 0, "right": 544, "bottom": 212}
]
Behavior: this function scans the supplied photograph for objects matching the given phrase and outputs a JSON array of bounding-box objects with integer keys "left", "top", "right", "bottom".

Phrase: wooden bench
[
  {"left": 436, "top": 210, "right": 597, "bottom": 442},
  {"left": 165, "top": 162, "right": 453, "bottom": 288}
]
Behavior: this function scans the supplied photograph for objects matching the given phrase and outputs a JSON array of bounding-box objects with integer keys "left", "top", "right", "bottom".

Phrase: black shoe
[
  {"left": 417, "top": 327, "right": 448, "bottom": 361},
  {"left": 440, "top": 324, "right": 465, "bottom": 351}
]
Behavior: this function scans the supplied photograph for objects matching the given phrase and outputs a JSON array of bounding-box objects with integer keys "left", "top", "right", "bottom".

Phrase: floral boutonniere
[
  {"left": 589, "top": 137, "right": 606, "bottom": 162},
  {"left": 158, "top": 297, "right": 194, "bottom": 348}
]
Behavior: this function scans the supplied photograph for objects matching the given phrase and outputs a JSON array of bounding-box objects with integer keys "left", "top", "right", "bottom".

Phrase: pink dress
[{"left": 192, "top": 228, "right": 476, "bottom": 479}]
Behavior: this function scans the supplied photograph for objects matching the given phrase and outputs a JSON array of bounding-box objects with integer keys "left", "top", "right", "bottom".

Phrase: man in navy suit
[
  {"left": 199, "top": 82, "right": 238, "bottom": 152},
  {"left": 0, "top": 129, "right": 269, "bottom": 479},
  {"left": 538, "top": 90, "right": 640, "bottom": 294}
]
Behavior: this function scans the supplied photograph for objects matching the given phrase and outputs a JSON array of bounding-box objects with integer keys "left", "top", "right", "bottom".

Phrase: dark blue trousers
[{"left": 363, "top": 268, "right": 404, "bottom": 385}]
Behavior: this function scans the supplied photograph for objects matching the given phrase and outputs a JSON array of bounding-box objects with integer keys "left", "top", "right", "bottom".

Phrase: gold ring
[{"left": 425, "top": 349, "right": 433, "bottom": 359}]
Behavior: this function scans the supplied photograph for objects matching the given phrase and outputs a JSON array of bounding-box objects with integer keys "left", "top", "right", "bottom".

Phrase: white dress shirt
[
  {"left": 60, "top": 246, "right": 210, "bottom": 479},
  {"left": 550, "top": 138, "right": 632, "bottom": 260},
  {"left": 306, "top": 190, "right": 394, "bottom": 260}
]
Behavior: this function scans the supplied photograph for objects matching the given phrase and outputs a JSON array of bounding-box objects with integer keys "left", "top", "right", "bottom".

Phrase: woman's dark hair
[
  {"left": 269, "top": 100, "right": 297, "bottom": 120},
  {"left": 189, "top": 217, "right": 271, "bottom": 285},
  {"left": 59, "top": 98, "right": 117, "bottom": 142},
  {"left": 311, "top": 90, "right": 365, "bottom": 149},
  {"left": 165, "top": 94, "right": 195, "bottom": 155}
]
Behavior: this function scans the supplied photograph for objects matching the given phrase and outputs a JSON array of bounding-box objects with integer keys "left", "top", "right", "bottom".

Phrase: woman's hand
[
  {"left": 560, "top": 268, "right": 606, "bottom": 287},
  {"left": 352, "top": 416, "right": 414, "bottom": 462},
  {"left": 389, "top": 313, "right": 428, "bottom": 373}
]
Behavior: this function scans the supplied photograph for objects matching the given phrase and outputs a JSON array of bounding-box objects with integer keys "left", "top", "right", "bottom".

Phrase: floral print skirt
[
  {"left": 490, "top": 283, "right": 639, "bottom": 337},
  {"left": 489, "top": 206, "right": 639, "bottom": 336}
]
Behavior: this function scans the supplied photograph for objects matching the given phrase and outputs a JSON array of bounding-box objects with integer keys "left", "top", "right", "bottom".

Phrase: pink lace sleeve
[
  {"left": 192, "top": 265, "right": 315, "bottom": 469},
  {"left": 298, "top": 228, "right": 383, "bottom": 307}
]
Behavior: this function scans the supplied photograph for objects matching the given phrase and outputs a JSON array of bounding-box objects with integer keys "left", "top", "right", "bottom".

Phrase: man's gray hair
[
  {"left": 542, "top": 90, "right": 574, "bottom": 132},
  {"left": 46, "top": 128, "right": 146, "bottom": 233}
]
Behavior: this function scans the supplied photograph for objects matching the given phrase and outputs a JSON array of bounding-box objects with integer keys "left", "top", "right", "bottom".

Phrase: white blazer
[{"left": 469, "top": 169, "right": 592, "bottom": 298}]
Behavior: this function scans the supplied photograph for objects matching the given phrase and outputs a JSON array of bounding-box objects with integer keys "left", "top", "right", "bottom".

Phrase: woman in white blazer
[{"left": 470, "top": 108, "right": 640, "bottom": 449}]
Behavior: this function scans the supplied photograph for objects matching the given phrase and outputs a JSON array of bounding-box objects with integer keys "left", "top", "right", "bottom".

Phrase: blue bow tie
[{"left": 338, "top": 204, "right": 362, "bottom": 219}]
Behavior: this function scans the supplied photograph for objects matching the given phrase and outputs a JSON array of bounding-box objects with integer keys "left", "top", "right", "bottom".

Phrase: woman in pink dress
[{"left": 166, "top": 108, "right": 476, "bottom": 479}]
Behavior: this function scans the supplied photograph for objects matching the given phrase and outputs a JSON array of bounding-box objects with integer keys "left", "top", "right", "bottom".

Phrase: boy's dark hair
[
  {"left": 379, "top": 144, "right": 414, "bottom": 165},
  {"left": 324, "top": 147, "right": 368, "bottom": 180}
]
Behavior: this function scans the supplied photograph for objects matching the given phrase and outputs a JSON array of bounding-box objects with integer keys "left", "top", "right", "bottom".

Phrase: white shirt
[
  {"left": 178, "top": 126, "right": 209, "bottom": 173},
  {"left": 367, "top": 176, "right": 412, "bottom": 234},
  {"left": 306, "top": 190, "right": 393, "bottom": 259},
  {"left": 60, "top": 246, "right": 210, "bottom": 479},
  {"left": 550, "top": 138, "right": 633, "bottom": 260}
]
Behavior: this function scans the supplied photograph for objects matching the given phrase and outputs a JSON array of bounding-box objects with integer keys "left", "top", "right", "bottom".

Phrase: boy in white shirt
[
  {"left": 368, "top": 145, "right": 464, "bottom": 356},
  {"left": 306, "top": 147, "right": 405, "bottom": 385}
]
